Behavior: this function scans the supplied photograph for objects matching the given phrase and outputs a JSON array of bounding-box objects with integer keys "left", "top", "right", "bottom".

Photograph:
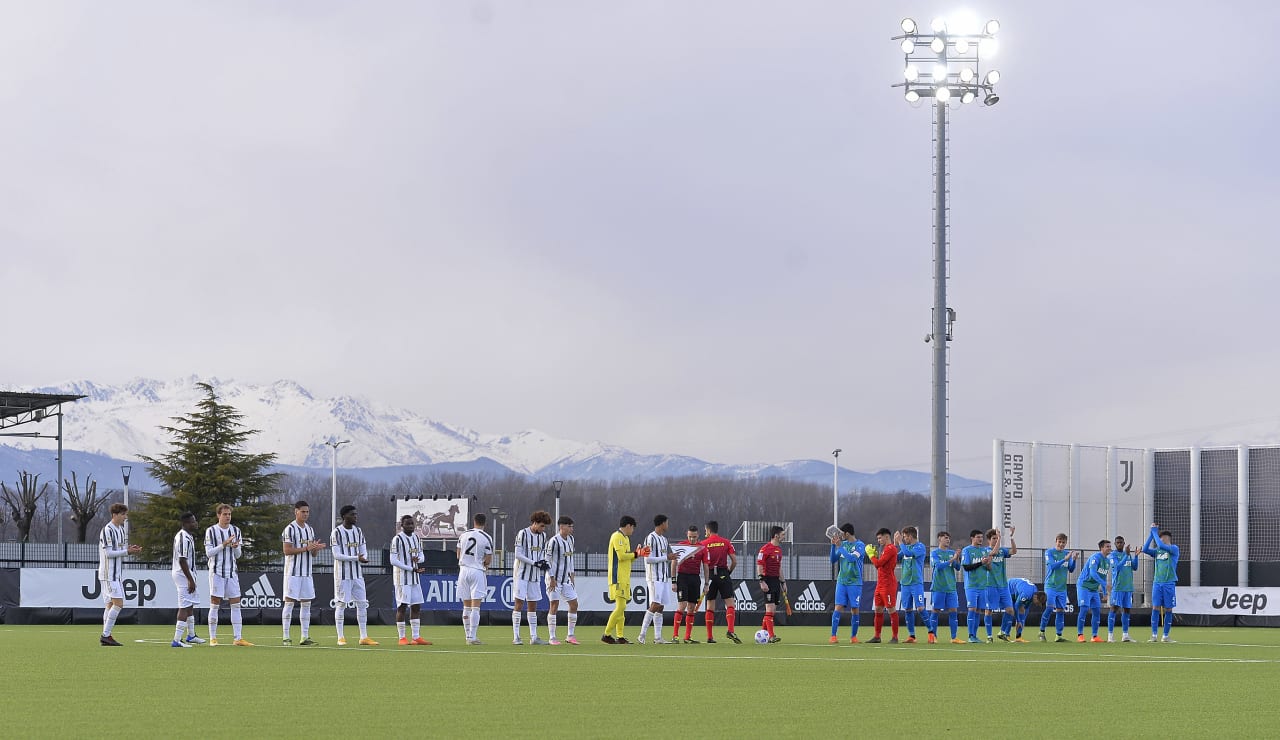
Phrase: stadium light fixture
[
  {"left": 891, "top": 13, "right": 1002, "bottom": 543},
  {"left": 832, "top": 449, "right": 842, "bottom": 526},
  {"left": 324, "top": 439, "right": 351, "bottom": 527},
  {"left": 553, "top": 480, "right": 564, "bottom": 523},
  {"left": 121, "top": 465, "right": 132, "bottom": 535}
]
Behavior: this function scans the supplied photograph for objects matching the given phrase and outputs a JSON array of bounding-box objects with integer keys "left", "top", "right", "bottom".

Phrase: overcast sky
[{"left": 3, "top": 1, "right": 1278, "bottom": 480}]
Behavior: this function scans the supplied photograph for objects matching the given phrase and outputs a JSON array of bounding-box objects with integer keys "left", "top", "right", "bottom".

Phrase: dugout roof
[{"left": 0, "top": 392, "right": 85, "bottom": 430}]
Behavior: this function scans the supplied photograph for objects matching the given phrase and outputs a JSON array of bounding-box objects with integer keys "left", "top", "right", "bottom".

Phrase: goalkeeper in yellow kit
[{"left": 602, "top": 515, "right": 649, "bottom": 644}]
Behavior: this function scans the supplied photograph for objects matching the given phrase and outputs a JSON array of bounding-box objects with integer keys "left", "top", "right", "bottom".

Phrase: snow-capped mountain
[{"left": 1, "top": 377, "right": 992, "bottom": 495}]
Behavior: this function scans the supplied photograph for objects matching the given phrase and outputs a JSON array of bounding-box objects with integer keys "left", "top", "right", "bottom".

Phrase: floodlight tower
[{"left": 892, "top": 15, "right": 1002, "bottom": 543}]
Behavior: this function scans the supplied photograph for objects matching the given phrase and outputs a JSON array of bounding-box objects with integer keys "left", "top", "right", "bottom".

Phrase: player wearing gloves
[
  {"left": 513, "top": 510, "right": 552, "bottom": 645},
  {"left": 829, "top": 523, "right": 866, "bottom": 644},
  {"left": 867, "top": 528, "right": 899, "bottom": 643},
  {"left": 603, "top": 515, "right": 647, "bottom": 643}
]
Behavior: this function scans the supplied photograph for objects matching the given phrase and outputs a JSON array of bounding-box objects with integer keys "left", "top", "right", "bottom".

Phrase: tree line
[{"left": 2, "top": 384, "right": 995, "bottom": 557}]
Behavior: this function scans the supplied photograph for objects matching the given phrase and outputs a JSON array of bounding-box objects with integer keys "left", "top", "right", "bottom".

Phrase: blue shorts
[
  {"left": 900, "top": 584, "right": 926, "bottom": 611},
  {"left": 965, "top": 587, "right": 988, "bottom": 612},
  {"left": 1111, "top": 591, "right": 1133, "bottom": 609},
  {"left": 834, "top": 582, "right": 860, "bottom": 609},
  {"left": 1153, "top": 582, "right": 1177, "bottom": 609},
  {"left": 931, "top": 590, "right": 958, "bottom": 611},
  {"left": 1077, "top": 589, "right": 1101, "bottom": 611},
  {"left": 987, "top": 586, "right": 1013, "bottom": 610},
  {"left": 1045, "top": 588, "right": 1069, "bottom": 611}
]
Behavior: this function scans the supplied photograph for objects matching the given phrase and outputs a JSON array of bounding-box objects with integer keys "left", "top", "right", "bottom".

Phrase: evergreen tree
[{"left": 132, "top": 382, "right": 288, "bottom": 566}]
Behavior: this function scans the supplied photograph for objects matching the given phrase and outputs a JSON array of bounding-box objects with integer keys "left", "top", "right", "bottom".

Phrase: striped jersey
[
  {"left": 390, "top": 531, "right": 423, "bottom": 586},
  {"left": 514, "top": 526, "right": 547, "bottom": 584},
  {"left": 204, "top": 524, "right": 242, "bottom": 578},
  {"left": 172, "top": 529, "right": 196, "bottom": 577},
  {"left": 98, "top": 521, "right": 129, "bottom": 582},
  {"left": 330, "top": 525, "right": 367, "bottom": 580},
  {"left": 644, "top": 531, "right": 671, "bottom": 581},
  {"left": 457, "top": 528, "right": 493, "bottom": 571},
  {"left": 281, "top": 521, "right": 317, "bottom": 578},
  {"left": 544, "top": 533, "right": 575, "bottom": 583}
]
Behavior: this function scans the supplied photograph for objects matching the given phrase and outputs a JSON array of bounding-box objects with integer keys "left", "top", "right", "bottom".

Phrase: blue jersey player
[
  {"left": 1107, "top": 535, "right": 1139, "bottom": 642},
  {"left": 1076, "top": 540, "right": 1111, "bottom": 642},
  {"left": 829, "top": 523, "right": 866, "bottom": 644},
  {"left": 960, "top": 530, "right": 991, "bottom": 643},
  {"left": 1143, "top": 523, "right": 1180, "bottom": 643},
  {"left": 985, "top": 527, "right": 1017, "bottom": 642},
  {"left": 1039, "top": 533, "right": 1077, "bottom": 642},
  {"left": 896, "top": 526, "right": 927, "bottom": 643},
  {"left": 1007, "top": 577, "right": 1046, "bottom": 642},
  {"left": 929, "top": 532, "right": 962, "bottom": 644}
]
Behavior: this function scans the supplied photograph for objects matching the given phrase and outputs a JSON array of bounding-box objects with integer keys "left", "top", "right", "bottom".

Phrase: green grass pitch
[{"left": 5, "top": 623, "right": 1279, "bottom": 737}]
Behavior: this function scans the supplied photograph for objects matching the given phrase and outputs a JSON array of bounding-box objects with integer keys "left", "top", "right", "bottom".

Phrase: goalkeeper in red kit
[
  {"left": 756, "top": 526, "right": 785, "bottom": 643},
  {"left": 867, "top": 527, "right": 899, "bottom": 643}
]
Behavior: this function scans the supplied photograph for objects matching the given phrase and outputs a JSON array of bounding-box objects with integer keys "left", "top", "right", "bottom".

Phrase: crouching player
[{"left": 1007, "top": 577, "right": 1047, "bottom": 642}]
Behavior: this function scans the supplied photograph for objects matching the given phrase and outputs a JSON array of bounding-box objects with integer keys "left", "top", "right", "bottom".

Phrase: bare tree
[
  {"left": 0, "top": 471, "right": 51, "bottom": 542},
  {"left": 63, "top": 472, "right": 112, "bottom": 544}
]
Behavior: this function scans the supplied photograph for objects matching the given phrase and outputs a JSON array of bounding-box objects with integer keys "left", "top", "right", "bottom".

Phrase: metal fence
[{"left": 1, "top": 541, "right": 1156, "bottom": 600}]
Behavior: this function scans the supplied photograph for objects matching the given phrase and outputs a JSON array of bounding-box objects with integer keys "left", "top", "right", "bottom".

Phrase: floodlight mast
[{"left": 892, "top": 15, "right": 1001, "bottom": 544}]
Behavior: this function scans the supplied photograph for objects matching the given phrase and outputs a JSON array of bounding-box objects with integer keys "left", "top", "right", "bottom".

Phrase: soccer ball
[{"left": 755, "top": 630, "right": 770, "bottom": 644}]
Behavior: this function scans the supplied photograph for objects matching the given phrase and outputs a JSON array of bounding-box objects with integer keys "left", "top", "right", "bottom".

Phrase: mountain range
[{"left": 1, "top": 377, "right": 992, "bottom": 496}]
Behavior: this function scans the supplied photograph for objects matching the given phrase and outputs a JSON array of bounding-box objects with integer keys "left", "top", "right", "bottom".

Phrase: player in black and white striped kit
[
  {"left": 639, "top": 514, "right": 678, "bottom": 644},
  {"left": 512, "top": 510, "right": 552, "bottom": 645},
  {"left": 170, "top": 512, "right": 203, "bottom": 647},
  {"left": 281, "top": 500, "right": 327, "bottom": 646},
  {"left": 204, "top": 503, "right": 251, "bottom": 646},
  {"left": 390, "top": 515, "right": 430, "bottom": 645},
  {"left": 98, "top": 503, "right": 141, "bottom": 646},
  {"left": 544, "top": 516, "right": 579, "bottom": 645},
  {"left": 456, "top": 513, "right": 494, "bottom": 645},
  {"left": 331, "top": 505, "right": 376, "bottom": 646}
]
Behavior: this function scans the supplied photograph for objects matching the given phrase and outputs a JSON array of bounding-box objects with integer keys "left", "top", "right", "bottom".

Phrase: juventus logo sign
[{"left": 1120, "top": 460, "right": 1135, "bottom": 493}]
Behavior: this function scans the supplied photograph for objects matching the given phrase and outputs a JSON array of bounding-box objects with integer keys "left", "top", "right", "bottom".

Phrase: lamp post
[
  {"left": 831, "top": 450, "right": 842, "bottom": 526},
  {"left": 552, "top": 480, "right": 564, "bottom": 523},
  {"left": 893, "top": 14, "right": 1001, "bottom": 543},
  {"left": 121, "top": 465, "right": 132, "bottom": 536},
  {"left": 499, "top": 511, "right": 508, "bottom": 573},
  {"left": 325, "top": 439, "right": 350, "bottom": 527}
]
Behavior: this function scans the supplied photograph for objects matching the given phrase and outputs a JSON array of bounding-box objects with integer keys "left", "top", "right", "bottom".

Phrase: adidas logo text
[
  {"left": 792, "top": 582, "right": 826, "bottom": 612},
  {"left": 240, "top": 574, "right": 281, "bottom": 608},
  {"left": 733, "top": 583, "right": 758, "bottom": 611}
]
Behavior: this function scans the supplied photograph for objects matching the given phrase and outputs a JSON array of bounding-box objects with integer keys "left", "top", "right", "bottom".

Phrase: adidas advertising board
[
  {"left": 239, "top": 574, "right": 282, "bottom": 609},
  {"left": 791, "top": 582, "right": 827, "bottom": 612}
]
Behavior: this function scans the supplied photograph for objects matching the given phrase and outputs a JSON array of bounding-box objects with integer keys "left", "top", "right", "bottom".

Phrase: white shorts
[
  {"left": 103, "top": 579, "right": 124, "bottom": 603},
  {"left": 457, "top": 568, "right": 487, "bottom": 602},
  {"left": 172, "top": 572, "right": 199, "bottom": 608},
  {"left": 647, "top": 580, "right": 673, "bottom": 608},
  {"left": 395, "top": 583, "right": 424, "bottom": 606},
  {"left": 284, "top": 575, "right": 315, "bottom": 601},
  {"left": 547, "top": 579, "right": 578, "bottom": 603},
  {"left": 513, "top": 578, "right": 543, "bottom": 602},
  {"left": 335, "top": 578, "right": 367, "bottom": 605},
  {"left": 209, "top": 572, "right": 240, "bottom": 600}
]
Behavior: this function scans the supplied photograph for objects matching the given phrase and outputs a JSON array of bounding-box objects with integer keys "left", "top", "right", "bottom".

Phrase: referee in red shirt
[
  {"left": 756, "top": 526, "right": 785, "bottom": 643},
  {"left": 700, "top": 521, "right": 741, "bottom": 643},
  {"left": 673, "top": 525, "right": 703, "bottom": 643}
]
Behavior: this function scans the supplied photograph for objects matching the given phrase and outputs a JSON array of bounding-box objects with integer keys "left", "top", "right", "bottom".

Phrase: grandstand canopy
[{"left": 0, "top": 392, "right": 85, "bottom": 431}]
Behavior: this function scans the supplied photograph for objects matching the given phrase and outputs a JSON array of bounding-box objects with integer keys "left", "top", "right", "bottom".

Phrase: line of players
[
  {"left": 97, "top": 499, "right": 1180, "bottom": 648},
  {"left": 827, "top": 522, "right": 1181, "bottom": 645}
]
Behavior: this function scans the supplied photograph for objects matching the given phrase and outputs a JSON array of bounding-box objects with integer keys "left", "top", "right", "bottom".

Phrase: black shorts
[
  {"left": 676, "top": 573, "right": 702, "bottom": 604},
  {"left": 761, "top": 577, "right": 781, "bottom": 605},
  {"left": 706, "top": 571, "right": 734, "bottom": 602}
]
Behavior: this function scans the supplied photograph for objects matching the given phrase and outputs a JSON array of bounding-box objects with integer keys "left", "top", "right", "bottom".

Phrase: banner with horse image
[{"left": 395, "top": 498, "right": 471, "bottom": 540}]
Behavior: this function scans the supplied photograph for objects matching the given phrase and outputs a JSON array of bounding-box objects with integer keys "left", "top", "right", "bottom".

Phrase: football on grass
[{"left": 755, "top": 630, "right": 770, "bottom": 644}]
